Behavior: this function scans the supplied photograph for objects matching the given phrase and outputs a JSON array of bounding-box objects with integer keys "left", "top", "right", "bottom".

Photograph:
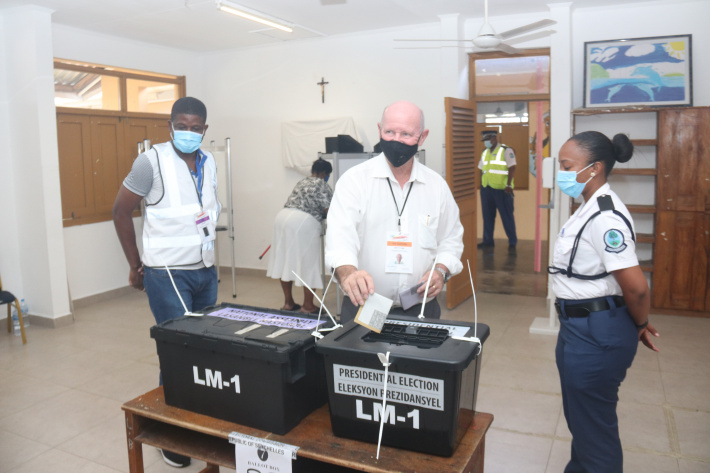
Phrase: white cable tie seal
[
  {"left": 376, "top": 351, "right": 392, "bottom": 460},
  {"left": 451, "top": 336, "right": 482, "bottom": 355},
  {"left": 317, "top": 325, "right": 342, "bottom": 332},
  {"left": 418, "top": 254, "right": 439, "bottom": 319},
  {"left": 163, "top": 264, "right": 204, "bottom": 317},
  {"left": 465, "top": 260, "right": 482, "bottom": 355},
  {"left": 451, "top": 336, "right": 481, "bottom": 343},
  {"left": 291, "top": 270, "right": 339, "bottom": 340}
]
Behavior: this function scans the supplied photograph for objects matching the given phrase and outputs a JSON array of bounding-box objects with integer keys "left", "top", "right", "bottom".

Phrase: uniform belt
[{"left": 555, "top": 296, "right": 626, "bottom": 318}]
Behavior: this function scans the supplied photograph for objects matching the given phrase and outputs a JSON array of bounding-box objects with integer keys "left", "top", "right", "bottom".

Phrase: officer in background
[
  {"left": 477, "top": 130, "right": 517, "bottom": 252},
  {"left": 549, "top": 130, "right": 659, "bottom": 473}
]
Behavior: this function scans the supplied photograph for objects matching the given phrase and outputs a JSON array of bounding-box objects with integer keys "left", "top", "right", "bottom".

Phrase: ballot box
[
  {"left": 316, "top": 316, "right": 489, "bottom": 456},
  {"left": 150, "top": 303, "right": 332, "bottom": 435}
]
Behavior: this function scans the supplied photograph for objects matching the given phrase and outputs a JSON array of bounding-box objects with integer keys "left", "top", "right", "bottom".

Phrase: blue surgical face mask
[
  {"left": 172, "top": 126, "right": 204, "bottom": 154},
  {"left": 324, "top": 175, "right": 330, "bottom": 182},
  {"left": 557, "top": 162, "right": 594, "bottom": 198},
  {"left": 483, "top": 140, "right": 492, "bottom": 149}
]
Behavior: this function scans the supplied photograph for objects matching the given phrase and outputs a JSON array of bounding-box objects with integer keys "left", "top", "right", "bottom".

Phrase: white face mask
[{"left": 484, "top": 140, "right": 492, "bottom": 149}]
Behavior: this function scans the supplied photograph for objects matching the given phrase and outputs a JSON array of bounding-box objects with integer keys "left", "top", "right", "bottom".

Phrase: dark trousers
[
  {"left": 339, "top": 296, "right": 441, "bottom": 325},
  {"left": 480, "top": 185, "right": 517, "bottom": 246},
  {"left": 555, "top": 297, "right": 638, "bottom": 473}
]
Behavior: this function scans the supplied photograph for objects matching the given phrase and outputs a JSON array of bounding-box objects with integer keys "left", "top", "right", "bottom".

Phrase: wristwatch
[{"left": 434, "top": 267, "right": 450, "bottom": 284}]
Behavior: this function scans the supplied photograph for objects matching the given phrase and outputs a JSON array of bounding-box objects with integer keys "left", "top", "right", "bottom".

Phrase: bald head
[
  {"left": 380, "top": 101, "right": 425, "bottom": 134},
  {"left": 377, "top": 100, "right": 429, "bottom": 151}
]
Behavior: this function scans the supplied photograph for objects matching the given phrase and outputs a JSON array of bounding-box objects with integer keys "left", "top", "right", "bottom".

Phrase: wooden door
[
  {"left": 445, "top": 98, "right": 476, "bottom": 309},
  {"left": 653, "top": 211, "right": 708, "bottom": 311},
  {"left": 653, "top": 107, "right": 710, "bottom": 311},
  {"left": 123, "top": 117, "right": 171, "bottom": 178},
  {"left": 57, "top": 114, "right": 94, "bottom": 221},
  {"left": 91, "top": 116, "right": 125, "bottom": 215},
  {"left": 657, "top": 108, "right": 710, "bottom": 213},
  {"left": 499, "top": 124, "right": 530, "bottom": 190}
]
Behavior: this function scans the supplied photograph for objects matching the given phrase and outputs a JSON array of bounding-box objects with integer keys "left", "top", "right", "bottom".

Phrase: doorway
[{"left": 469, "top": 50, "right": 551, "bottom": 296}]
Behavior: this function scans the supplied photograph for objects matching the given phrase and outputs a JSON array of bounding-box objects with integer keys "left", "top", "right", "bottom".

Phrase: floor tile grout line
[
  {"left": 488, "top": 426, "right": 710, "bottom": 462},
  {"left": 663, "top": 402, "right": 682, "bottom": 457}
]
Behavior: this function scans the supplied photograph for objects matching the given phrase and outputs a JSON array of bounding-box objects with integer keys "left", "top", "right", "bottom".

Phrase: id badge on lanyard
[
  {"left": 195, "top": 211, "right": 215, "bottom": 244},
  {"left": 385, "top": 232, "right": 413, "bottom": 274}
]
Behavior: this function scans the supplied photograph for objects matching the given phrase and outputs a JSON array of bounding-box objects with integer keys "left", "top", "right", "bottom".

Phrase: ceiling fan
[{"left": 395, "top": 0, "right": 556, "bottom": 54}]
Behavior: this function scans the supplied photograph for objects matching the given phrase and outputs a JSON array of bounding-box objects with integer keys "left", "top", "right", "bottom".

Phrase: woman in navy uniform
[{"left": 549, "top": 131, "right": 660, "bottom": 473}]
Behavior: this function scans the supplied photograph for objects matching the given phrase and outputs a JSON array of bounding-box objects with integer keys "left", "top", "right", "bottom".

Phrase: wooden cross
[{"left": 317, "top": 77, "right": 329, "bottom": 103}]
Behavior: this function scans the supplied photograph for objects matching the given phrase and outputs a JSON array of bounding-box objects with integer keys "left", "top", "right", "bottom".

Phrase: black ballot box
[
  {"left": 150, "top": 303, "right": 332, "bottom": 435},
  {"left": 315, "top": 316, "right": 490, "bottom": 457}
]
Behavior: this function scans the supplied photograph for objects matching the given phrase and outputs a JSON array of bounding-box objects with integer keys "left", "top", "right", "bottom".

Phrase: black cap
[{"left": 481, "top": 130, "right": 497, "bottom": 141}]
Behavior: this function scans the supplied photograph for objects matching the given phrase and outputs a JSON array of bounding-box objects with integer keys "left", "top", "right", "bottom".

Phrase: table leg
[
  {"left": 198, "top": 465, "right": 220, "bottom": 473},
  {"left": 461, "top": 435, "right": 486, "bottom": 473},
  {"left": 125, "top": 411, "right": 145, "bottom": 473}
]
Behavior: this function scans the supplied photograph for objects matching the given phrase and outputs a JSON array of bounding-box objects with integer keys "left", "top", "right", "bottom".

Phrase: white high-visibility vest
[{"left": 142, "top": 142, "right": 220, "bottom": 268}]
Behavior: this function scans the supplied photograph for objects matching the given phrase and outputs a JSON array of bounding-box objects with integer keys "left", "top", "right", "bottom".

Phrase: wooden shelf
[
  {"left": 630, "top": 139, "right": 658, "bottom": 146},
  {"left": 636, "top": 233, "right": 655, "bottom": 244},
  {"left": 571, "top": 203, "right": 656, "bottom": 214},
  {"left": 611, "top": 168, "right": 657, "bottom": 176},
  {"left": 627, "top": 204, "right": 656, "bottom": 214}
]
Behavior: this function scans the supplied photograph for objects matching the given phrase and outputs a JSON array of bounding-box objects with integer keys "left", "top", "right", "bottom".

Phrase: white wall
[
  {"left": 0, "top": 5, "right": 70, "bottom": 320},
  {"left": 201, "top": 23, "right": 452, "bottom": 272},
  {"left": 52, "top": 25, "right": 202, "bottom": 300},
  {"left": 571, "top": 0, "right": 710, "bottom": 109}
]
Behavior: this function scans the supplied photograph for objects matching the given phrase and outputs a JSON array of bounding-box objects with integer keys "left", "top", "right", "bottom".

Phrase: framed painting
[{"left": 584, "top": 35, "right": 692, "bottom": 108}]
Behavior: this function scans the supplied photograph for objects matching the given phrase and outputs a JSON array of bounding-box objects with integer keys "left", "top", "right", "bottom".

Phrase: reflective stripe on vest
[
  {"left": 142, "top": 142, "right": 219, "bottom": 268},
  {"left": 481, "top": 145, "right": 511, "bottom": 189}
]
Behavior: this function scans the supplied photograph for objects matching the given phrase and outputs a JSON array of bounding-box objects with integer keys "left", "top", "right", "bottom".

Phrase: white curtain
[{"left": 282, "top": 117, "right": 360, "bottom": 176}]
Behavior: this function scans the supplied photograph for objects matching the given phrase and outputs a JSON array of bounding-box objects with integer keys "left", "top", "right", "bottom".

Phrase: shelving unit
[
  {"left": 572, "top": 106, "right": 710, "bottom": 314},
  {"left": 572, "top": 107, "right": 659, "bottom": 281}
]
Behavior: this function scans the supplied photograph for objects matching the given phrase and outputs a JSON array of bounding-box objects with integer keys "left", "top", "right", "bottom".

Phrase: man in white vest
[
  {"left": 478, "top": 129, "right": 517, "bottom": 252},
  {"left": 112, "top": 96, "right": 219, "bottom": 468}
]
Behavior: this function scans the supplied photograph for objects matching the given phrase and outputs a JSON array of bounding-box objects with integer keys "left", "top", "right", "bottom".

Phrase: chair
[{"left": 0, "top": 274, "right": 26, "bottom": 344}]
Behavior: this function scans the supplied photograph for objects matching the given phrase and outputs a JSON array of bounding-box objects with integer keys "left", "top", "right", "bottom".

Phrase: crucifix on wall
[{"left": 317, "top": 77, "right": 329, "bottom": 103}]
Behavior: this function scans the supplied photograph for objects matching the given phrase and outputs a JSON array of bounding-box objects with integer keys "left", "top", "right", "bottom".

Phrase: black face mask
[{"left": 379, "top": 138, "right": 418, "bottom": 168}]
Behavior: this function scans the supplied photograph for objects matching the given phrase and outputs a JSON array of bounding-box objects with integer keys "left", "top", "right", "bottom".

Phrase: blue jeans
[
  {"left": 144, "top": 266, "right": 218, "bottom": 325},
  {"left": 144, "top": 266, "right": 218, "bottom": 385}
]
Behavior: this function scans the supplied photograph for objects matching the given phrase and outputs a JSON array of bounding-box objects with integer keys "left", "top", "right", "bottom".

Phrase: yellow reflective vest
[{"left": 480, "top": 145, "right": 513, "bottom": 190}]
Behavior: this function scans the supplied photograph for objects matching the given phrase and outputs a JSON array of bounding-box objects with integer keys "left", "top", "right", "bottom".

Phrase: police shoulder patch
[{"left": 603, "top": 228, "right": 627, "bottom": 253}]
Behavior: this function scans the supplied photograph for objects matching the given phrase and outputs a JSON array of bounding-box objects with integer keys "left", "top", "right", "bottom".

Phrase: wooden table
[{"left": 122, "top": 387, "right": 493, "bottom": 473}]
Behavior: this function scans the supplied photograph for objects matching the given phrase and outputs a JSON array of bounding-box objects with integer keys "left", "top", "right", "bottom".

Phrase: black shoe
[
  {"left": 160, "top": 449, "right": 191, "bottom": 468},
  {"left": 477, "top": 242, "right": 494, "bottom": 249},
  {"left": 508, "top": 245, "right": 517, "bottom": 254}
]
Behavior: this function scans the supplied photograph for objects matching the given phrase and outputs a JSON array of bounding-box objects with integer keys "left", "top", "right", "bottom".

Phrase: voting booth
[
  {"left": 150, "top": 303, "right": 333, "bottom": 435},
  {"left": 316, "top": 316, "right": 489, "bottom": 457}
]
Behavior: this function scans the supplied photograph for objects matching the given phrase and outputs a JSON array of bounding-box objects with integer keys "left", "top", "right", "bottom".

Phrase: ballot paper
[
  {"left": 398, "top": 282, "right": 424, "bottom": 310},
  {"left": 354, "top": 293, "right": 393, "bottom": 333}
]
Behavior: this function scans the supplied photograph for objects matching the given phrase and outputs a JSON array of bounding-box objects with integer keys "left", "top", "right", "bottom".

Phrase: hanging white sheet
[{"left": 282, "top": 117, "right": 360, "bottom": 176}]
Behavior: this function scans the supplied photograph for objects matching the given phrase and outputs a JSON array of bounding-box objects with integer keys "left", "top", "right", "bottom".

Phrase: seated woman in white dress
[{"left": 267, "top": 158, "right": 333, "bottom": 313}]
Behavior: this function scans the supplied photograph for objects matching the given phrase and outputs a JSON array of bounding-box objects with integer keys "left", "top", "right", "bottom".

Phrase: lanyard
[
  {"left": 386, "top": 179, "right": 413, "bottom": 233},
  {"left": 188, "top": 150, "right": 205, "bottom": 208}
]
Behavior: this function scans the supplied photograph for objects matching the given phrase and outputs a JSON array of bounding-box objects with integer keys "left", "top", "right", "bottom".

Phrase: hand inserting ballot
[{"left": 336, "top": 265, "right": 375, "bottom": 306}]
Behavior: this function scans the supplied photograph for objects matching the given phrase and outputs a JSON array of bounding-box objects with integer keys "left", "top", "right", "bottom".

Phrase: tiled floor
[{"left": 1, "top": 261, "right": 709, "bottom": 472}]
